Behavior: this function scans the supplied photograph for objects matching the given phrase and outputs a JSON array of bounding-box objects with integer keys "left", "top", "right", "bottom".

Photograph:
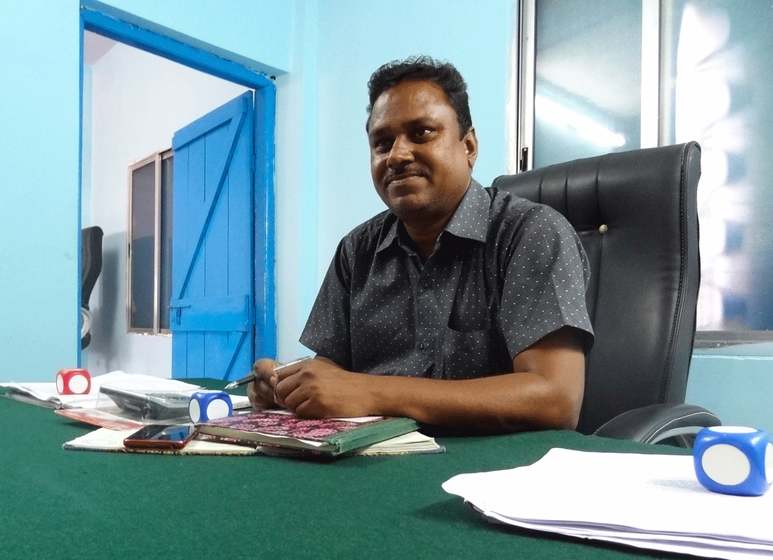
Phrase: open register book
[{"left": 196, "top": 409, "right": 442, "bottom": 457}]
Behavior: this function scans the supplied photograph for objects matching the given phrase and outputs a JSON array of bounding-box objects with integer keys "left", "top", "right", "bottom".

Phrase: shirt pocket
[{"left": 439, "top": 326, "right": 513, "bottom": 379}]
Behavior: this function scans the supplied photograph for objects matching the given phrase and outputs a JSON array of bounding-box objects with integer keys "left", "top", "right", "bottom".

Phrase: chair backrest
[
  {"left": 81, "top": 226, "right": 104, "bottom": 309},
  {"left": 492, "top": 142, "right": 701, "bottom": 435}
]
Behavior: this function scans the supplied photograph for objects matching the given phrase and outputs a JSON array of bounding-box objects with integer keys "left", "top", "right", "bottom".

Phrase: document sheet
[{"left": 442, "top": 448, "right": 773, "bottom": 559}]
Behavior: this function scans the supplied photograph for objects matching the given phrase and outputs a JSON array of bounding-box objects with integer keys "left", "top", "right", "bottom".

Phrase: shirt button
[
  {"left": 418, "top": 342, "right": 426, "bottom": 350},
  {"left": 422, "top": 281, "right": 431, "bottom": 289}
]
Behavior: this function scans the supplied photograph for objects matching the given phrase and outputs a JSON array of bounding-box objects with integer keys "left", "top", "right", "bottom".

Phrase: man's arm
[{"left": 249, "top": 326, "right": 585, "bottom": 433}]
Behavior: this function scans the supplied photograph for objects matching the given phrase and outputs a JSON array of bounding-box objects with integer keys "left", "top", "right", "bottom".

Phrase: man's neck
[
  {"left": 402, "top": 220, "right": 447, "bottom": 261},
  {"left": 394, "top": 179, "right": 474, "bottom": 260}
]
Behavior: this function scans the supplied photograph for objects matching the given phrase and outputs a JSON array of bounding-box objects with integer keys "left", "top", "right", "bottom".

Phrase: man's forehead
[{"left": 368, "top": 80, "right": 456, "bottom": 132}]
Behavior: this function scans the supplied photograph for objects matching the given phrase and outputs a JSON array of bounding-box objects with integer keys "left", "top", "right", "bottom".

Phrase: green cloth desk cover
[{"left": 1, "top": 382, "right": 690, "bottom": 560}]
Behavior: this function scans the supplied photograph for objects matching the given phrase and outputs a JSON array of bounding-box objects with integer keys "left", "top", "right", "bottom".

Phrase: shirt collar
[
  {"left": 444, "top": 179, "right": 489, "bottom": 243},
  {"left": 375, "top": 179, "right": 489, "bottom": 253}
]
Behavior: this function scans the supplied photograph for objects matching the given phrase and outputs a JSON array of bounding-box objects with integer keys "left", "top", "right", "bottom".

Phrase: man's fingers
[{"left": 248, "top": 377, "right": 277, "bottom": 410}]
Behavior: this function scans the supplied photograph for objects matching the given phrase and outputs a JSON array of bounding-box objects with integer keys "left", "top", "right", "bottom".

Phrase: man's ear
[{"left": 464, "top": 128, "right": 478, "bottom": 168}]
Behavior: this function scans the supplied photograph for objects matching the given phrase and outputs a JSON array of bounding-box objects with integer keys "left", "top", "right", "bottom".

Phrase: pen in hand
[{"left": 224, "top": 356, "right": 312, "bottom": 390}]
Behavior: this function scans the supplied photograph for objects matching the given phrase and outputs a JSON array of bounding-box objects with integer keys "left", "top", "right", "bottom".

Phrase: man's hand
[
  {"left": 272, "top": 358, "right": 375, "bottom": 418},
  {"left": 247, "top": 358, "right": 282, "bottom": 410}
]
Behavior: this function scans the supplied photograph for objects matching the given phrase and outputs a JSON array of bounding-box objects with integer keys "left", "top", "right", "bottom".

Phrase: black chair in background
[
  {"left": 492, "top": 142, "right": 720, "bottom": 446},
  {"left": 81, "top": 226, "right": 103, "bottom": 349}
]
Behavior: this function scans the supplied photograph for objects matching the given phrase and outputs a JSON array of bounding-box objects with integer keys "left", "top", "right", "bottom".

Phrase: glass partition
[
  {"left": 525, "top": 0, "right": 773, "bottom": 345},
  {"left": 533, "top": 0, "right": 642, "bottom": 168}
]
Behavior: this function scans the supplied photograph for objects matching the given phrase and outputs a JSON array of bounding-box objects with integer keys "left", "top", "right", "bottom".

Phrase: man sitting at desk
[{"left": 249, "top": 56, "right": 594, "bottom": 433}]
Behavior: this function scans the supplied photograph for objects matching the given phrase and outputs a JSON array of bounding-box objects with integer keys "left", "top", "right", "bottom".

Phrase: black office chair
[
  {"left": 81, "top": 226, "right": 103, "bottom": 349},
  {"left": 492, "top": 142, "right": 720, "bottom": 446}
]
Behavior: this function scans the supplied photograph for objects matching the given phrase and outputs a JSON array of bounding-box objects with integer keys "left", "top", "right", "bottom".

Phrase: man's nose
[{"left": 386, "top": 136, "right": 414, "bottom": 167}]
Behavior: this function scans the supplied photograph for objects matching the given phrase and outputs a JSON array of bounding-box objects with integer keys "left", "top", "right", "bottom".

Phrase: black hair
[{"left": 366, "top": 55, "right": 473, "bottom": 139}]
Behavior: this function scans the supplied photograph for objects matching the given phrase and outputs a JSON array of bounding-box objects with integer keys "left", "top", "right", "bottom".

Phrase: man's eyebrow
[
  {"left": 368, "top": 117, "right": 438, "bottom": 138},
  {"left": 367, "top": 123, "right": 387, "bottom": 138},
  {"left": 405, "top": 116, "right": 438, "bottom": 128}
]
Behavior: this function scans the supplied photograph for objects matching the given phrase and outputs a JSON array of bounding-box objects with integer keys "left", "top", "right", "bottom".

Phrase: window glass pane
[
  {"left": 159, "top": 155, "right": 174, "bottom": 331},
  {"left": 534, "top": 0, "right": 642, "bottom": 168},
  {"left": 666, "top": 0, "right": 773, "bottom": 335},
  {"left": 130, "top": 161, "right": 156, "bottom": 330}
]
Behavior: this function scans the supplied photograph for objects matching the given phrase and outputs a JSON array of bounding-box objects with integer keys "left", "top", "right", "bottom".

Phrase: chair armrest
[{"left": 593, "top": 403, "right": 721, "bottom": 447}]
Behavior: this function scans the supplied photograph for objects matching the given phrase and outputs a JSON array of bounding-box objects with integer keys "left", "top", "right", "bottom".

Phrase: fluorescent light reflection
[
  {"left": 675, "top": 2, "right": 751, "bottom": 331},
  {"left": 535, "top": 95, "right": 626, "bottom": 148}
]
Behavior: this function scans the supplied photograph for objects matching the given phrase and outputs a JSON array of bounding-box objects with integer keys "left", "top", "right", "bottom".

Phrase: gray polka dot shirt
[{"left": 299, "top": 180, "right": 594, "bottom": 380}]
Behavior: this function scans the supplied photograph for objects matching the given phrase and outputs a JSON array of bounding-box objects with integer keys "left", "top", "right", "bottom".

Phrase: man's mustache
[{"left": 383, "top": 164, "right": 430, "bottom": 187}]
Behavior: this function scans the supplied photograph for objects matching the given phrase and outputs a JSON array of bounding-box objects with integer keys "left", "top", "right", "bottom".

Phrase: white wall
[{"left": 84, "top": 39, "right": 249, "bottom": 377}]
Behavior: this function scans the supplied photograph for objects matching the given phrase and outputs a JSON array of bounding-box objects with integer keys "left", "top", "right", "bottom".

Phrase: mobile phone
[{"left": 123, "top": 424, "right": 196, "bottom": 450}]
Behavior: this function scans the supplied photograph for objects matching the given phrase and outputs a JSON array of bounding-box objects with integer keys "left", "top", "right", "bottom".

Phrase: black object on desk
[{"left": 98, "top": 385, "right": 191, "bottom": 420}]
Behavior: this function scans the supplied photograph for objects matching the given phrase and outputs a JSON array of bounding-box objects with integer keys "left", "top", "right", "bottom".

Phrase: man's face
[{"left": 367, "top": 80, "right": 477, "bottom": 227}]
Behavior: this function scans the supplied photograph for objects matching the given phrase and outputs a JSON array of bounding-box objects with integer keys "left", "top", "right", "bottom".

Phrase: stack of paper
[{"left": 442, "top": 448, "right": 773, "bottom": 560}]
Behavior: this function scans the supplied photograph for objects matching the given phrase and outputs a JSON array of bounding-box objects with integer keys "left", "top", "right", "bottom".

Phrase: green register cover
[{"left": 196, "top": 410, "right": 420, "bottom": 456}]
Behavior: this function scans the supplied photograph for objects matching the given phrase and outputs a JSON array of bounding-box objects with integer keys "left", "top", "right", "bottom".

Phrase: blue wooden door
[{"left": 170, "top": 92, "right": 255, "bottom": 380}]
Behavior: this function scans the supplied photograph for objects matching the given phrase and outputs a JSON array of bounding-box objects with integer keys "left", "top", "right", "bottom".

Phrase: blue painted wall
[
  {"left": 313, "top": 0, "right": 514, "bottom": 278},
  {"left": 1, "top": 0, "right": 770, "bottom": 435},
  {"left": 687, "top": 346, "right": 773, "bottom": 434},
  {"left": 0, "top": 2, "right": 82, "bottom": 381},
  {"left": 95, "top": 0, "right": 294, "bottom": 75}
]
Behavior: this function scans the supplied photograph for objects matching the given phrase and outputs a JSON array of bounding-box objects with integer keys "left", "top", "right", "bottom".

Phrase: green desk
[{"left": 1, "top": 388, "right": 689, "bottom": 560}]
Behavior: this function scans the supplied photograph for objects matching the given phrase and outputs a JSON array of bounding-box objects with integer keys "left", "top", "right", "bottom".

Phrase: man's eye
[
  {"left": 372, "top": 138, "right": 392, "bottom": 152},
  {"left": 413, "top": 127, "right": 433, "bottom": 141}
]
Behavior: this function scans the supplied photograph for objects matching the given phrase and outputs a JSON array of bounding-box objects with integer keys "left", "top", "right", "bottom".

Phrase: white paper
[
  {"left": 442, "top": 448, "right": 773, "bottom": 560},
  {"left": 2, "top": 371, "right": 249, "bottom": 410}
]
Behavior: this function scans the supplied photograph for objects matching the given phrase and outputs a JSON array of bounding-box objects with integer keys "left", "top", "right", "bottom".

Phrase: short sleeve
[
  {"left": 299, "top": 239, "right": 354, "bottom": 368},
  {"left": 498, "top": 205, "right": 594, "bottom": 357}
]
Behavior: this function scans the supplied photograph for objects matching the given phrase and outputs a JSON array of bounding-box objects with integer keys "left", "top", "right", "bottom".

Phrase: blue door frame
[{"left": 79, "top": 1, "right": 277, "bottom": 366}]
